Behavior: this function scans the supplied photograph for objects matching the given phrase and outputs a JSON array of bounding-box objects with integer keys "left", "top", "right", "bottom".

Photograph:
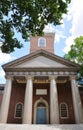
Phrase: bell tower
[{"left": 30, "top": 33, "right": 55, "bottom": 54}]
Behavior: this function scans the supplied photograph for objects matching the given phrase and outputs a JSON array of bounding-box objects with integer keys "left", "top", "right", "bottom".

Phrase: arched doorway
[{"left": 34, "top": 98, "right": 49, "bottom": 124}]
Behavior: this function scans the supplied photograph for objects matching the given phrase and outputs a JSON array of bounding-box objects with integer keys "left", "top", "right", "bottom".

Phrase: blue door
[{"left": 36, "top": 107, "right": 47, "bottom": 124}]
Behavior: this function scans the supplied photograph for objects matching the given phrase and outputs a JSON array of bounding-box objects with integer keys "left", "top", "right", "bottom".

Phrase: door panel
[{"left": 36, "top": 107, "right": 47, "bottom": 124}]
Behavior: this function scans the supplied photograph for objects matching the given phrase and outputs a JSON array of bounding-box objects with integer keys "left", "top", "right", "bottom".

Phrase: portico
[{"left": 0, "top": 68, "right": 83, "bottom": 124}]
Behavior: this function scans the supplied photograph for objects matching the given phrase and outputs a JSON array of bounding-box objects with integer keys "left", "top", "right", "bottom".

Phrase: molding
[
  {"left": 6, "top": 71, "right": 77, "bottom": 77},
  {"left": 33, "top": 98, "right": 49, "bottom": 124}
]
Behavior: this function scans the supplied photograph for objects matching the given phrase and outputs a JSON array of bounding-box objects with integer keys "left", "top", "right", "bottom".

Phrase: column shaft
[
  {"left": 0, "top": 76, "right": 12, "bottom": 123},
  {"left": 71, "top": 77, "right": 83, "bottom": 123},
  {"left": 23, "top": 77, "right": 33, "bottom": 124},
  {"left": 50, "top": 77, "right": 59, "bottom": 124}
]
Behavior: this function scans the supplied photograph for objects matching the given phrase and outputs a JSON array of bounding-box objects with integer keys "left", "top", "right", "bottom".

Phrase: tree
[
  {"left": 0, "top": 0, "right": 71, "bottom": 53},
  {"left": 64, "top": 36, "right": 83, "bottom": 78}
]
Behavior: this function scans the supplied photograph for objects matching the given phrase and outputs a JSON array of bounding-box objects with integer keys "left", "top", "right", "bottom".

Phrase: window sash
[{"left": 60, "top": 103, "right": 69, "bottom": 119}]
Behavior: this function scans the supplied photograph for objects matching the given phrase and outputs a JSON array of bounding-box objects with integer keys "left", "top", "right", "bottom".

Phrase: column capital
[
  {"left": 49, "top": 76, "right": 58, "bottom": 80},
  {"left": 5, "top": 75, "right": 13, "bottom": 80},
  {"left": 69, "top": 76, "right": 77, "bottom": 80},
  {"left": 25, "top": 76, "right": 34, "bottom": 80}
]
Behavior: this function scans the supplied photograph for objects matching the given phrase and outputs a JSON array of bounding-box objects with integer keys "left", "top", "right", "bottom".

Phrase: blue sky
[{"left": 0, "top": 0, "right": 83, "bottom": 84}]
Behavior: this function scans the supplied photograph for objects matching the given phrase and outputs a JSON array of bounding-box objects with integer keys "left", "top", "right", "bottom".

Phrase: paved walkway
[{"left": 0, "top": 124, "right": 83, "bottom": 130}]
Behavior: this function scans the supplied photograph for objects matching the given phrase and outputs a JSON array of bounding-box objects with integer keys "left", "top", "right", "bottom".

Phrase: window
[
  {"left": 37, "top": 102, "right": 46, "bottom": 107},
  {"left": 60, "top": 103, "right": 69, "bottom": 118},
  {"left": 38, "top": 37, "right": 46, "bottom": 47},
  {"left": 15, "top": 103, "right": 23, "bottom": 118}
]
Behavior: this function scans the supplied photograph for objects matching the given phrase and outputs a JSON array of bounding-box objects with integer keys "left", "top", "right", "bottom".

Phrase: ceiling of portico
[{"left": 13, "top": 75, "right": 69, "bottom": 84}]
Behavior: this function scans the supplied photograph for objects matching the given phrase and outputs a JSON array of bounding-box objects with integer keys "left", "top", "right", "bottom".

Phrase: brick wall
[
  {"left": 57, "top": 81, "right": 75, "bottom": 124},
  {"left": 30, "top": 33, "right": 55, "bottom": 53},
  {"left": 7, "top": 83, "right": 25, "bottom": 124}
]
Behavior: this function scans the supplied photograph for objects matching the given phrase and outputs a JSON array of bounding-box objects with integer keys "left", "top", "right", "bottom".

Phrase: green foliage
[
  {"left": 0, "top": 0, "right": 71, "bottom": 53},
  {"left": 64, "top": 36, "right": 83, "bottom": 76}
]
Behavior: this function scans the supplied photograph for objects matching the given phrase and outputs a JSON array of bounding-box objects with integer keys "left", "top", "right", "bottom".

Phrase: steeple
[{"left": 30, "top": 33, "right": 55, "bottom": 54}]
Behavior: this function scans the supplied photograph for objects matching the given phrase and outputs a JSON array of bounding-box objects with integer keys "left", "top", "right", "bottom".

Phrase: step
[{"left": 0, "top": 124, "right": 83, "bottom": 130}]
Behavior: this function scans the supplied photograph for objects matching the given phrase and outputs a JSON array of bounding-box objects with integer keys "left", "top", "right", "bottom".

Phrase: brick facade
[
  {"left": 30, "top": 33, "right": 55, "bottom": 53},
  {"left": 0, "top": 81, "right": 82, "bottom": 124},
  {"left": 57, "top": 81, "right": 75, "bottom": 124},
  {"left": 0, "top": 82, "right": 83, "bottom": 124},
  {"left": 7, "top": 83, "right": 25, "bottom": 124}
]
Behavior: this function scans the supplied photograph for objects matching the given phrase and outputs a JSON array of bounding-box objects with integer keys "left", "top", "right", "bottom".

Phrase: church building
[{"left": 0, "top": 33, "right": 83, "bottom": 124}]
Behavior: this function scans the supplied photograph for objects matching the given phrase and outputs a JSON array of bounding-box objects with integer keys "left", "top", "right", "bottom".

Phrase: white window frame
[
  {"left": 60, "top": 102, "right": 69, "bottom": 119},
  {"left": 14, "top": 102, "right": 23, "bottom": 119},
  {"left": 38, "top": 37, "right": 46, "bottom": 47}
]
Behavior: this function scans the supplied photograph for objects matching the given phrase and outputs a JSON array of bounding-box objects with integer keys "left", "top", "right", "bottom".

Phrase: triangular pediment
[
  {"left": 3, "top": 50, "right": 79, "bottom": 71},
  {"left": 14, "top": 55, "right": 68, "bottom": 68}
]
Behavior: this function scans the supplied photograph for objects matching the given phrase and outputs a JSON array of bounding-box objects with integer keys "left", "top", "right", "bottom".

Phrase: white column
[
  {"left": 0, "top": 76, "right": 12, "bottom": 123},
  {"left": 50, "top": 76, "right": 59, "bottom": 124},
  {"left": 23, "top": 76, "right": 33, "bottom": 124},
  {"left": 70, "top": 76, "right": 83, "bottom": 123}
]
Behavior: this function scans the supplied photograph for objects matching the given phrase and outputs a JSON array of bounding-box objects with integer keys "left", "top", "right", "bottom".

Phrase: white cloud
[
  {"left": 54, "top": 29, "right": 66, "bottom": 43},
  {"left": 44, "top": 24, "right": 56, "bottom": 33},
  {"left": 0, "top": 69, "right": 6, "bottom": 83},
  {"left": 44, "top": 24, "right": 66, "bottom": 44},
  {"left": 63, "top": 36, "right": 74, "bottom": 54},
  {"left": 70, "top": 0, "right": 83, "bottom": 37},
  {"left": 63, "top": 0, "right": 83, "bottom": 53},
  {"left": 0, "top": 49, "right": 15, "bottom": 64}
]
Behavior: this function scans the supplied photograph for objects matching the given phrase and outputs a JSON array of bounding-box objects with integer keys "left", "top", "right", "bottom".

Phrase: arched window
[
  {"left": 38, "top": 37, "right": 46, "bottom": 47},
  {"left": 14, "top": 103, "right": 23, "bottom": 118},
  {"left": 37, "top": 102, "right": 46, "bottom": 107},
  {"left": 60, "top": 103, "right": 69, "bottom": 118}
]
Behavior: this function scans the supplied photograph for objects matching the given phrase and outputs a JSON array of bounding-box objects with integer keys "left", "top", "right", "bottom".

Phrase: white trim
[
  {"left": 14, "top": 102, "right": 23, "bottom": 119},
  {"left": 36, "top": 89, "right": 47, "bottom": 95},
  {"left": 38, "top": 37, "right": 46, "bottom": 47},
  {"left": 33, "top": 98, "right": 49, "bottom": 124},
  {"left": 60, "top": 102, "right": 69, "bottom": 119}
]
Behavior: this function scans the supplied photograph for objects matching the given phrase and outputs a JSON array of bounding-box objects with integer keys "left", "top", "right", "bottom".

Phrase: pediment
[
  {"left": 14, "top": 56, "right": 68, "bottom": 68},
  {"left": 3, "top": 50, "right": 79, "bottom": 70}
]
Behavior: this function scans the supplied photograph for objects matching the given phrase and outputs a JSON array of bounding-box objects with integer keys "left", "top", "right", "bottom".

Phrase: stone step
[{"left": 0, "top": 124, "right": 83, "bottom": 130}]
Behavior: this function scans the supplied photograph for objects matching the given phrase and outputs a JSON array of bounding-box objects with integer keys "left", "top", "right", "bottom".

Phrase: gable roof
[{"left": 2, "top": 49, "right": 80, "bottom": 72}]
